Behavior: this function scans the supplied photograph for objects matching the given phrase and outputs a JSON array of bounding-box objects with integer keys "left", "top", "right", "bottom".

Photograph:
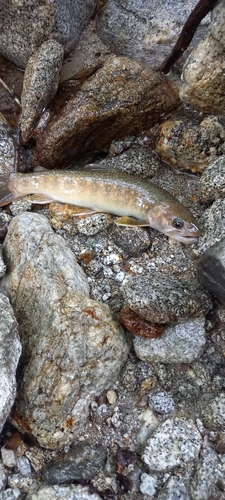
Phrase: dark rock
[
  {"left": 42, "top": 441, "right": 107, "bottom": 484},
  {"left": 197, "top": 238, "right": 225, "bottom": 304}
]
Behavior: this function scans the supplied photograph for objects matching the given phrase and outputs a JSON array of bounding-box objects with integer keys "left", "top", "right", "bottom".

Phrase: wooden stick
[{"left": 158, "top": 0, "right": 218, "bottom": 74}]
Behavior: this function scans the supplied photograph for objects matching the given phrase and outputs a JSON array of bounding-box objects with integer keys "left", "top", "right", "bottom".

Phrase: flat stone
[
  {"left": 180, "top": 36, "right": 225, "bottom": 114},
  {"left": 142, "top": 418, "right": 202, "bottom": 472},
  {"left": 1, "top": 212, "right": 129, "bottom": 449},
  {"left": 122, "top": 273, "right": 212, "bottom": 323},
  {"left": 33, "top": 56, "right": 180, "bottom": 168},
  {"left": 0, "top": 293, "right": 21, "bottom": 434},
  {"left": 133, "top": 317, "right": 206, "bottom": 364},
  {"left": 197, "top": 237, "right": 225, "bottom": 304}
]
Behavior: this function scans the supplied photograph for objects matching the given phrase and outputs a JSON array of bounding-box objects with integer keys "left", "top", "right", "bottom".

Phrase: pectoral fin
[{"left": 115, "top": 216, "right": 149, "bottom": 227}]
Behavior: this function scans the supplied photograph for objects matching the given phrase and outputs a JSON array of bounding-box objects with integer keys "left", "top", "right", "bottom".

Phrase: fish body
[{"left": 0, "top": 169, "right": 201, "bottom": 243}]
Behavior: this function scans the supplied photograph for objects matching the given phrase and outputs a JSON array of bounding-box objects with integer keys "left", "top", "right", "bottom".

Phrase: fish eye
[{"left": 172, "top": 217, "right": 184, "bottom": 230}]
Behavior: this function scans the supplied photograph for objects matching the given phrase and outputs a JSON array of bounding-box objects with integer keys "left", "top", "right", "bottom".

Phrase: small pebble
[{"left": 106, "top": 390, "right": 117, "bottom": 405}]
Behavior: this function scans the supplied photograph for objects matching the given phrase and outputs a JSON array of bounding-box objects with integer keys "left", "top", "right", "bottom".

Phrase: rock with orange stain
[
  {"left": 120, "top": 306, "right": 165, "bottom": 338},
  {"left": 1, "top": 212, "right": 129, "bottom": 450},
  {"left": 155, "top": 116, "right": 225, "bottom": 174}
]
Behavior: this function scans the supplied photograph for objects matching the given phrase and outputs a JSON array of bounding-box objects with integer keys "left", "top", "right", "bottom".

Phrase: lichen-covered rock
[
  {"left": 33, "top": 56, "right": 180, "bottom": 168},
  {"left": 122, "top": 273, "right": 212, "bottom": 323},
  {"left": 154, "top": 116, "right": 225, "bottom": 173},
  {"left": 1, "top": 212, "right": 129, "bottom": 449},
  {"left": 180, "top": 36, "right": 225, "bottom": 114},
  {"left": 142, "top": 418, "right": 202, "bottom": 471},
  {"left": 133, "top": 317, "right": 206, "bottom": 364},
  {"left": 0, "top": 293, "right": 21, "bottom": 433},
  {"left": 200, "top": 156, "right": 225, "bottom": 203}
]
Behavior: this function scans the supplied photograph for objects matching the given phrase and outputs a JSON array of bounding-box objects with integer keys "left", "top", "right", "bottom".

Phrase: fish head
[{"left": 147, "top": 202, "right": 202, "bottom": 244}]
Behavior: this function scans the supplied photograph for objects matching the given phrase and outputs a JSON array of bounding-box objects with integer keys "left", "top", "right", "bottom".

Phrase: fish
[{"left": 0, "top": 169, "right": 201, "bottom": 244}]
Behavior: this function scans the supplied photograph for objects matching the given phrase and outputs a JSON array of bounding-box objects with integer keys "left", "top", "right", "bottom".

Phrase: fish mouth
[{"left": 165, "top": 231, "right": 201, "bottom": 244}]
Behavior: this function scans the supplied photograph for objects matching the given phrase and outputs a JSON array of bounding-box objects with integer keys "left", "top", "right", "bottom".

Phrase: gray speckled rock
[
  {"left": 1, "top": 488, "right": 21, "bottom": 499},
  {"left": 142, "top": 418, "right": 202, "bottom": 472},
  {"left": 0, "top": 113, "right": 16, "bottom": 174},
  {"left": 0, "top": 293, "right": 21, "bottom": 434},
  {"left": 1, "top": 212, "right": 129, "bottom": 449},
  {"left": 211, "top": 0, "right": 225, "bottom": 47},
  {"left": 133, "top": 317, "right": 206, "bottom": 364},
  {"left": 77, "top": 214, "right": 108, "bottom": 236},
  {"left": 122, "top": 273, "right": 212, "bottom": 323},
  {"left": 180, "top": 35, "right": 225, "bottom": 114},
  {"left": 197, "top": 237, "right": 225, "bottom": 304},
  {"left": 0, "top": 245, "right": 6, "bottom": 278},
  {"left": 197, "top": 198, "right": 225, "bottom": 255},
  {"left": 200, "top": 393, "right": 225, "bottom": 430},
  {"left": 158, "top": 477, "right": 191, "bottom": 500},
  {"left": 200, "top": 156, "right": 225, "bottom": 203},
  {"left": 111, "top": 225, "right": 151, "bottom": 257},
  {"left": 26, "top": 484, "right": 101, "bottom": 500},
  {"left": 191, "top": 446, "right": 224, "bottom": 500},
  {"left": 21, "top": 40, "right": 64, "bottom": 142},
  {"left": 0, "top": 0, "right": 97, "bottom": 69},
  {"left": 97, "top": 145, "right": 161, "bottom": 178},
  {"left": 97, "top": 0, "right": 208, "bottom": 69},
  {"left": 0, "top": 461, "right": 6, "bottom": 492},
  {"left": 148, "top": 391, "right": 175, "bottom": 414}
]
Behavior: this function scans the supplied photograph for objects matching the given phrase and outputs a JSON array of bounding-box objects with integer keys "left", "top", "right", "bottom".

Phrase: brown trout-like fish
[{"left": 0, "top": 169, "right": 201, "bottom": 243}]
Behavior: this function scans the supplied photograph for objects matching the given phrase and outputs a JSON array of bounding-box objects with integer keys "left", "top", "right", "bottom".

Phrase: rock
[
  {"left": 33, "top": 56, "right": 180, "bottom": 168},
  {"left": 190, "top": 446, "right": 224, "bottom": 500},
  {"left": 1, "top": 212, "right": 129, "bottom": 449},
  {"left": 0, "top": 245, "right": 6, "bottom": 277},
  {"left": 0, "top": 293, "right": 21, "bottom": 434},
  {"left": 97, "top": 0, "right": 208, "bottom": 70},
  {"left": 133, "top": 317, "right": 206, "bottom": 364},
  {"left": 180, "top": 35, "right": 225, "bottom": 114},
  {"left": 1, "top": 488, "right": 21, "bottom": 499},
  {"left": 196, "top": 237, "right": 225, "bottom": 304},
  {"left": 200, "top": 393, "right": 225, "bottom": 430},
  {"left": 211, "top": 0, "right": 225, "bottom": 47},
  {"left": 77, "top": 214, "right": 109, "bottom": 236},
  {"left": 111, "top": 225, "right": 151, "bottom": 257},
  {"left": 154, "top": 116, "right": 225, "bottom": 174},
  {"left": 155, "top": 361, "right": 210, "bottom": 401},
  {"left": 197, "top": 199, "right": 225, "bottom": 255},
  {"left": 0, "top": 0, "right": 97, "bottom": 142},
  {"left": 0, "top": 1, "right": 97, "bottom": 68},
  {"left": 148, "top": 391, "right": 175, "bottom": 414},
  {"left": 0, "top": 112, "right": 17, "bottom": 174},
  {"left": 7, "top": 474, "right": 35, "bottom": 494},
  {"left": 96, "top": 145, "right": 161, "bottom": 178},
  {"left": 1, "top": 446, "right": 17, "bottom": 468},
  {"left": 0, "top": 461, "right": 6, "bottom": 492},
  {"left": 158, "top": 477, "right": 191, "bottom": 500},
  {"left": 142, "top": 418, "right": 202, "bottom": 471},
  {"left": 139, "top": 473, "right": 157, "bottom": 496},
  {"left": 122, "top": 273, "right": 212, "bottom": 323},
  {"left": 26, "top": 484, "right": 101, "bottom": 500},
  {"left": 200, "top": 156, "right": 225, "bottom": 203},
  {"left": 42, "top": 441, "right": 107, "bottom": 484},
  {"left": 21, "top": 40, "right": 64, "bottom": 142}
]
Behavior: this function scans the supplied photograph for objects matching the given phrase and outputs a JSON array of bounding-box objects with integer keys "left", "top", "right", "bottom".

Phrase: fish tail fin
[{"left": 0, "top": 173, "right": 18, "bottom": 207}]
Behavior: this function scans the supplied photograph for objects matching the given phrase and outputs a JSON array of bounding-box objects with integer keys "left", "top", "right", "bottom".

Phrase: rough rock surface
[
  {"left": 122, "top": 273, "right": 212, "bottom": 323},
  {"left": 0, "top": 0, "right": 97, "bottom": 68},
  {"left": 142, "top": 418, "right": 202, "bottom": 471},
  {"left": 133, "top": 317, "right": 206, "bottom": 364},
  {"left": 154, "top": 116, "right": 225, "bottom": 173},
  {"left": 1, "top": 213, "right": 129, "bottom": 449},
  {"left": 26, "top": 484, "right": 101, "bottom": 500},
  {"left": 97, "top": 0, "right": 209, "bottom": 69},
  {"left": 21, "top": 40, "right": 64, "bottom": 142},
  {"left": 197, "top": 198, "right": 225, "bottom": 255},
  {"left": 0, "top": 293, "right": 21, "bottom": 434},
  {"left": 33, "top": 56, "right": 180, "bottom": 168},
  {"left": 211, "top": 0, "right": 225, "bottom": 48},
  {"left": 197, "top": 237, "right": 225, "bottom": 304},
  {"left": 0, "top": 112, "right": 16, "bottom": 174},
  {"left": 190, "top": 446, "right": 224, "bottom": 500},
  {"left": 180, "top": 35, "right": 225, "bottom": 114},
  {"left": 200, "top": 155, "right": 225, "bottom": 203}
]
